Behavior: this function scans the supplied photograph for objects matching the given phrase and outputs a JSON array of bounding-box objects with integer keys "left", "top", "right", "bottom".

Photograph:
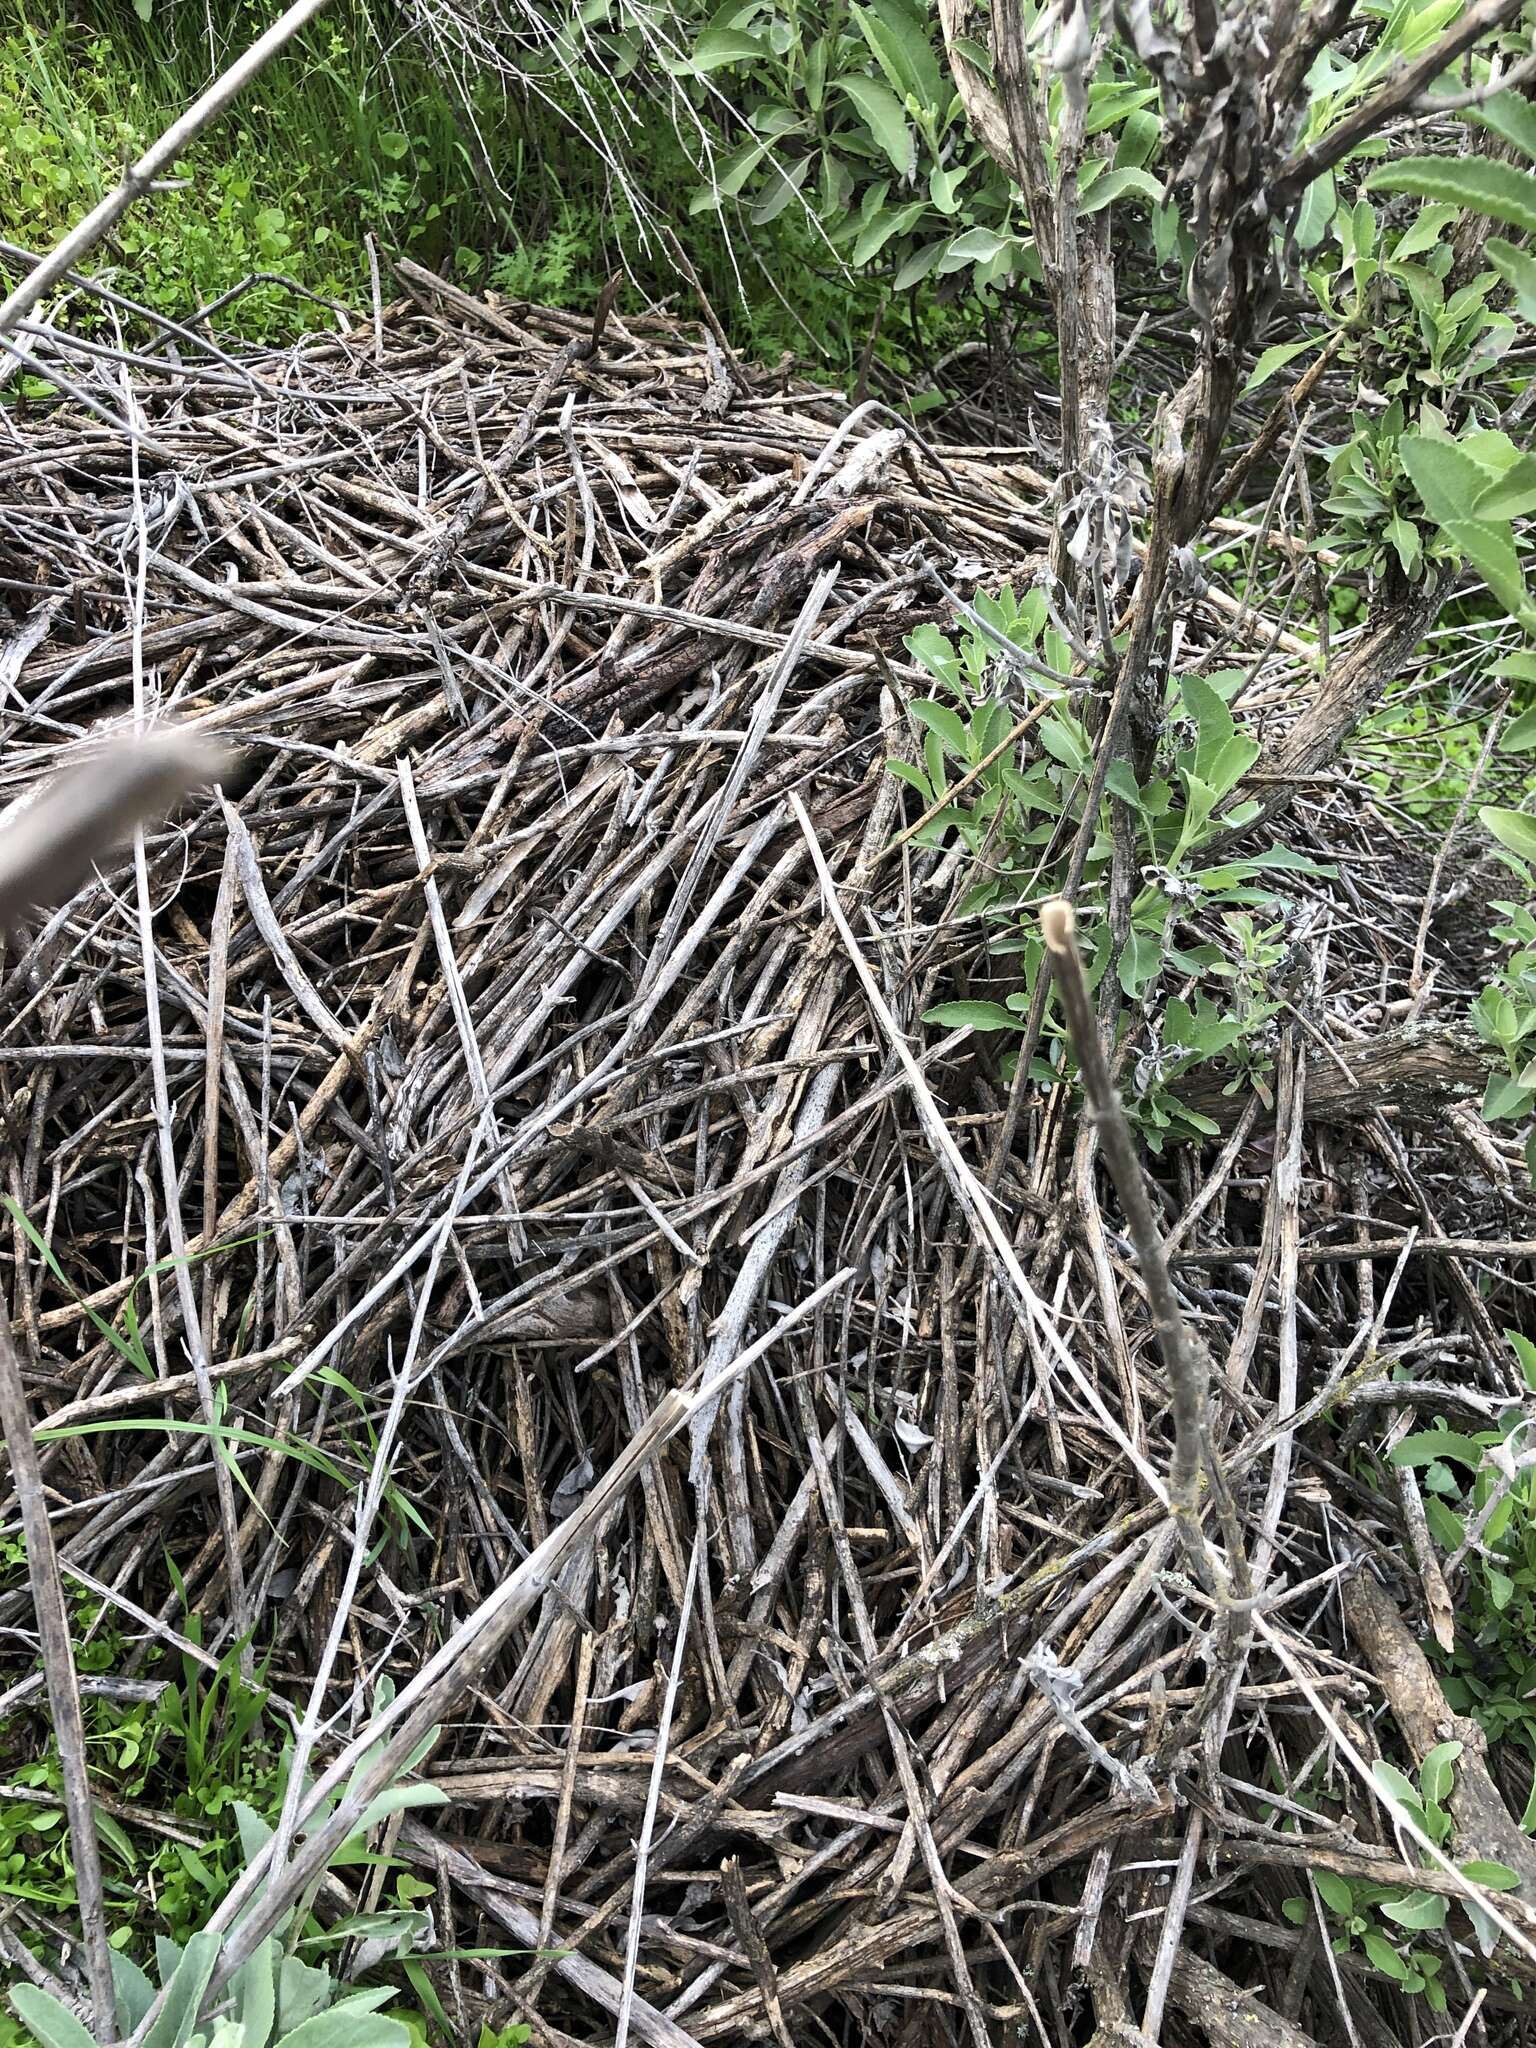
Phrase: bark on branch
[
  {"left": 1178, "top": 1027, "right": 1496, "bottom": 1133},
  {"left": 1344, "top": 1570, "right": 1536, "bottom": 1894}
]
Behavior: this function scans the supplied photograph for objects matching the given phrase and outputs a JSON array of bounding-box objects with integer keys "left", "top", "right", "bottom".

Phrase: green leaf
[
  {"left": 94, "top": 1806, "right": 137, "bottom": 1868},
  {"left": 1244, "top": 337, "right": 1319, "bottom": 395},
  {"left": 1362, "top": 1930, "right": 1411, "bottom": 1981},
  {"left": 1481, "top": 806, "right": 1536, "bottom": 864},
  {"left": 1476, "top": 454, "right": 1536, "bottom": 521},
  {"left": 906, "top": 622, "right": 959, "bottom": 682},
  {"left": 273, "top": 2016, "right": 411, "bottom": 2048},
  {"left": 1504, "top": 706, "right": 1536, "bottom": 752},
  {"left": 751, "top": 154, "right": 812, "bottom": 225},
  {"left": 348, "top": 1781, "right": 449, "bottom": 1838},
  {"left": 1314, "top": 1870, "right": 1354, "bottom": 1915},
  {"left": 922, "top": 1001, "right": 1023, "bottom": 1032},
  {"left": 112, "top": 1952, "right": 157, "bottom": 2035},
  {"left": 1489, "top": 237, "right": 1536, "bottom": 322},
  {"left": 1117, "top": 929, "right": 1162, "bottom": 999},
  {"left": 1390, "top": 1429, "right": 1487, "bottom": 1470},
  {"left": 1371, "top": 1758, "right": 1423, "bottom": 1812},
  {"left": 306, "top": 1909, "right": 430, "bottom": 1946},
  {"left": 143, "top": 1931, "right": 219, "bottom": 2048},
  {"left": 1369, "top": 156, "right": 1536, "bottom": 237},
  {"left": 1399, "top": 436, "right": 1529, "bottom": 616},
  {"left": 1460, "top": 1859, "right": 1523, "bottom": 1891},
  {"left": 1465, "top": 1895, "right": 1502, "bottom": 1958},
  {"left": 887, "top": 759, "right": 932, "bottom": 801},
  {"left": 10, "top": 1988, "right": 97, "bottom": 2048},
  {"left": 892, "top": 238, "right": 947, "bottom": 289},
  {"left": 1386, "top": 513, "right": 1422, "bottom": 577},
  {"left": 1076, "top": 165, "right": 1163, "bottom": 216},
  {"left": 692, "top": 27, "right": 767, "bottom": 67},
  {"left": 1084, "top": 82, "right": 1160, "bottom": 134},
  {"left": 1474, "top": 982, "right": 1520, "bottom": 1048},
  {"left": 1509, "top": 1329, "right": 1536, "bottom": 1392},
  {"left": 852, "top": 199, "right": 924, "bottom": 265},
  {"left": 942, "top": 225, "right": 1010, "bottom": 262},
  {"left": 378, "top": 130, "right": 410, "bottom": 161},
  {"left": 1379, "top": 1890, "right": 1448, "bottom": 1930},
  {"left": 1295, "top": 171, "right": 1337, "bottom": 251},
  {"left": 235, "top": 1939, "right": 278, "bottom": 2047},
  {"left": 1039, "top": 714, "right": 1090, "bottom": 774},
  {"left": 1420, "top": 1739, "right": 1462, "bottom": 1806},
  {"left": 1104, "top": 758, "right": 1145, "bottom": 812},
  {"left": 929, "top": 164, "right": 965, "bottom": 214},
  {"left": 234, "top": 1799, "right": 275, "bottom": 1866},
  {"left": 835, "top": 75, "right": 912, "bottom": 174},
  {"left": 1484, "top": 1072, "right": 1536, "bottom": 1121},
  {"left": 1114, "top": 108, "right": 1162, "bottom": 171},
  {"left": 910, "top": 699, "right": 969, "bottom": 759},
  {"left": 949, "top": 34, "right": 993, "bottom": 76},
  {"left": 1394, "top": 201, "right": 1458, "bottom": 261},
  {"left": 1180, "top": 675, "right": 1260, "bottom": 798},
  {"left": 1424, "top": 1494, "right": 1464, "bottom": 1550},
  {"left": 330, "top": 1991, "right": 401, "bottom": 2021},
  {"left": 707, "top": 134, "right": 776, "bottom": 199},
  {"left": 1282, "top": 1896, "right": 1310, "bottom": 1925},
  {"left": 1470, "top": 91, "right": 1536, "bottom": 164},
  {"left": 849, "top": 0, "right": 941, "bottom": 110}
]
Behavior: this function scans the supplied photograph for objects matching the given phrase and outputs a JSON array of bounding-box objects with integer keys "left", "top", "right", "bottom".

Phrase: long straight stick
[{"left": 0, "top": 1320, "right": 117, "bottom": 2036}]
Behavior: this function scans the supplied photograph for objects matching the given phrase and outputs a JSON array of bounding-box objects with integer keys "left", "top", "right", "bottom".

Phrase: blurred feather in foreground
[{"left": 0, "top": 728, "right": 230, "bottom": 930}]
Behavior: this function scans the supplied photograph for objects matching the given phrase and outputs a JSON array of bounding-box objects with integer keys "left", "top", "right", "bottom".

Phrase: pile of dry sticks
[{"left": 0, "top": 261, "right": 1533, "bottom": 2048}]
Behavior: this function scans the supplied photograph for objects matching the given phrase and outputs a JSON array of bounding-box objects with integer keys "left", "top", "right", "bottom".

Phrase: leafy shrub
[
  {"left": 898, "top": 589, "right": 1325, "bottom": 1144},
  {"left": 667, "top": 0, "right": 1168, "bottom": 294},
  {"left": 1406, "top": 1339, "right": 1536, "bottom": 1804}
]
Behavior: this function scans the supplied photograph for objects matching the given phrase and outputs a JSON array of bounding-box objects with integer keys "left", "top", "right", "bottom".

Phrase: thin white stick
[
  {"left": 0, "top": 0, "right": 333, "bottom": 339},
  {"left": 122, "top": 363, "right": 250, "bottom": 1652},
  {"left": 615, "top": 1529, "right": 703, "bottom": 2048}
]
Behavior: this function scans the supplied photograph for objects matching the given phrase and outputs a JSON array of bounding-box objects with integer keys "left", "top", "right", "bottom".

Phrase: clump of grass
[{"left": 0, "top": 2, "right": 481, "bottom": 338}]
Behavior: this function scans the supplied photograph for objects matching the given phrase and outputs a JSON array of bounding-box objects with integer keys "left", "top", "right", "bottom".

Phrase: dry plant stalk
[
  {"left": 1040, "top": 897, "right": 1213, "bottom": 1568},
  {"left": 0, "top": 727, "right": 227, "bottom": 2038}
]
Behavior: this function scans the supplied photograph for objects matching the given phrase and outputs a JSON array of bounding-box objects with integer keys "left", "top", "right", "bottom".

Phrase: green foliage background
[{"left": 0, "top": 0, "right": 996, "bottom": 367}]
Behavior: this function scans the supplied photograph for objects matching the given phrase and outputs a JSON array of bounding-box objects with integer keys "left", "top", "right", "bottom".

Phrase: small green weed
[
  {"left": 1469, "top": 805, "right": 1536, "bottom": 1176},
  {"left": 1393, "top": 1339, "right": 1536, "bottom": 1810},
  {"left": 895, "top": 587, "right": 1328, "bottom": 1144},
  {"left": 1284, "top": 1744, "right": 1526, "bottom": 2007},
  {"left": 0, "top": 1631, "right": 471, "bottom": 2041},
  {"left": 0, "top": 1545, "right": 285, "bottom": 1950}
]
